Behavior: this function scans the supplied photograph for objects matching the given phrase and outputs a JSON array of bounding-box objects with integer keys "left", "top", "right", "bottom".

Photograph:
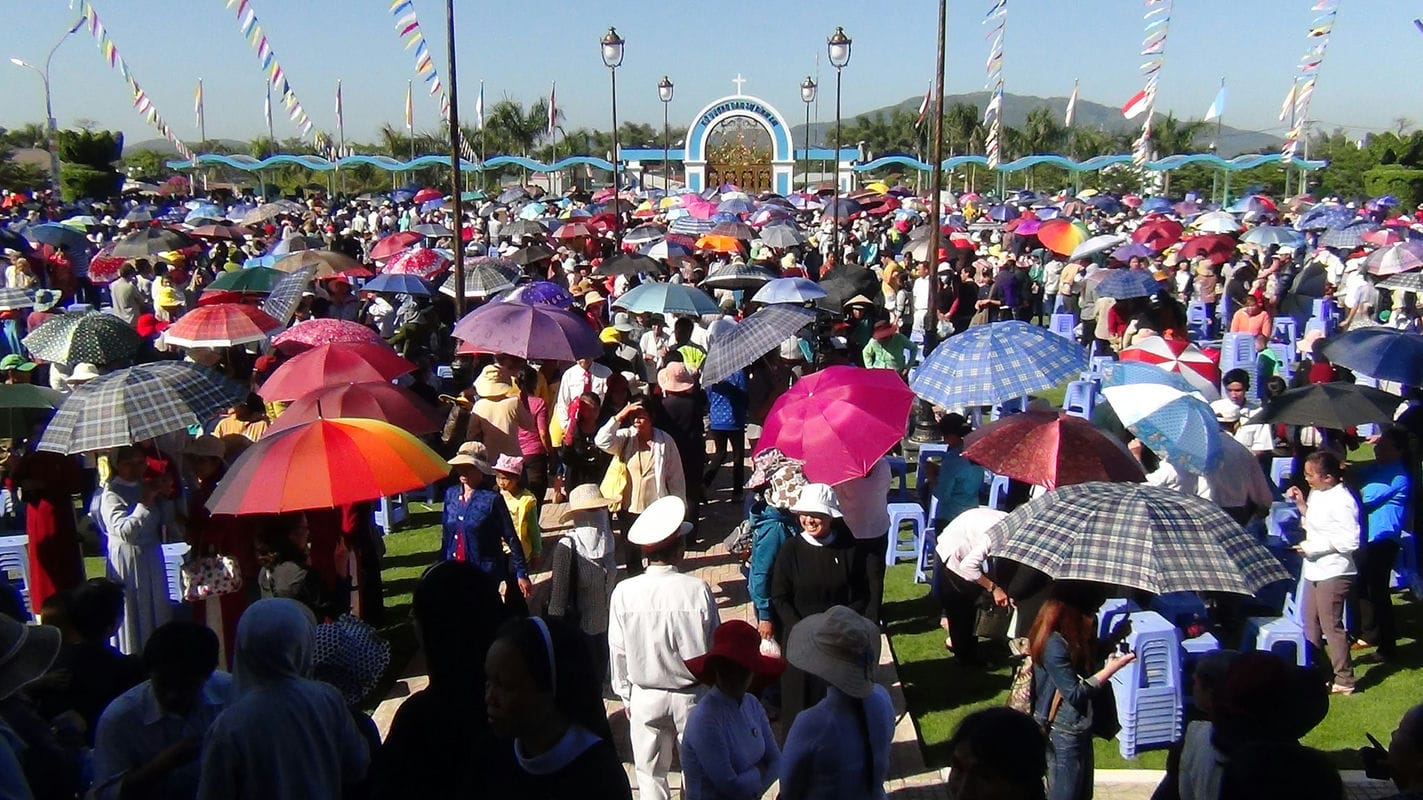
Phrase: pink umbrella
[
  {"left": 383, "top": 247, "right": 451, "bottom": 279},
  {"left": 1362, "top": 228, "right": 1407, "bottom": 247},
  {"left": 1014, "top": 218, "right": 1044, "bottom": 236},
  {"left": 369, "top": 231, "right": 422, "bottom": 261},
  {"left": 268, "top": 381, "right": 443, "bottom": 435},
  {"left": 272, "top": 318, "right": 391, "bottom": 355},
  {"left": 756, "top": 365, "right": 914, "bottom": 485},
  {"left": 1120, "top": 335, "right": 1221, "bottom": 400},
  {"left": 682, "top": 196, "right": 718, "bottom": 220}
]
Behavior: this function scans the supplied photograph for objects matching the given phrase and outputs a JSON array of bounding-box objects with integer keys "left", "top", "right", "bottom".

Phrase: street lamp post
[
  {"left": 658, "top": 76, "right": 674, "bottom": 198},
  {"left": 601, "top": 27, "right": 625, "bottom": 252},
  {"left": 826, "top": 26, "right": 852, "bottom": 266},
  {"left": 10, "top": 19, "right": 81, "bottom": 194},
  {"left": 799, "top": 76, "right": 816, "bottom": 193}
]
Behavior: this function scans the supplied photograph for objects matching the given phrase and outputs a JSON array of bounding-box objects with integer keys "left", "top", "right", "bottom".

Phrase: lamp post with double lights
[
  {"left": 658, "top": 76, "right": 674, "bottom": 197},
  {"left": 601, "top": 27, "right": 625, "bottom": 250},
  {"left": 799, "top": 76, "right": 816, "bottom": 193},
  {"left": 826, "top": 26, "right": 852, "bottom": 265}
]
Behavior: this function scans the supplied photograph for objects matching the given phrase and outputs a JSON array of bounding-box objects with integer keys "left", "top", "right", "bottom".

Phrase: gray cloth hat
[{"left": 786, "top": 605, "right": 881, "bottom": 699}]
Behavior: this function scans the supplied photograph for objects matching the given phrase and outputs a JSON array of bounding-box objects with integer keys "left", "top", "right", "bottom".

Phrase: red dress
[{"left": 13, "top": 452, "right": 85, "bottom": 615}]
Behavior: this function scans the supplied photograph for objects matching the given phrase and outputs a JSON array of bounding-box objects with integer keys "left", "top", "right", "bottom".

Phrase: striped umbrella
[
  {"left": 1119, "top": 336, "right": 1221, "bottom": 400},
  {"left": 669, "top": 216, "right": 716, "bottom": 236},
  {"left": 1363, "top": 241, "right": 1423, "bottom": 277}
]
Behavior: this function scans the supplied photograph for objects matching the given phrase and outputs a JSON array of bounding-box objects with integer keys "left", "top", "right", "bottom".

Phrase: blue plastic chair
[
  {"left": 1240, "top": 573, "right": 1311, "bottom": 667},
  {"left": 1063, "top": 379, "right": 1097, "bottom": 419},
  {"left": 373, "top": 495, "right": 409, "bottom": 536},
  {"left": 1111, "top": 610, "right": 1184, "bottom": 758},
  {"left": 884, "top": 455, "right": 912, "bottom": 503},
  {"left": 1049, "top": 313, "right": 1076, "bottom": 341},
  {"left": 987, "top": 474, "right": 1011, "bottom": 510}
]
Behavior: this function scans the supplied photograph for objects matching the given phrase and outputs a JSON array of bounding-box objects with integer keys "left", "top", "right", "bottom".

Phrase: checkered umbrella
[
  {"left": 985, "top": 482, "right": 1291, "bottom": 596},
  {"left": 261, "top": 266, "right": 317, "bottom": 326},
  {"left": 0, "top": 288, "right": 34, "bottom": 312},
  {"left": 37, "top": 362, "right": 245, "bottom": 454},
  {"left": 162, "top": 304, "right": 282, "bottom": 348},
  {"left": 439, "top": 258, "right": 518, "bottom": 299},
  {"left": 1319, "top": 219, "right": 1382, "bottom": 249},
  {"left": 910, "top": 320, "right": 1087, "bottom": 410},
  {"left": 23, "top": 312, "right": 143, "bottom": 367},
  {"left": 1380, "top": 272, "right": 1423, "bottom": 293},
  {"left": 700, "top": 305, "right": 817, "bottom": 387}
]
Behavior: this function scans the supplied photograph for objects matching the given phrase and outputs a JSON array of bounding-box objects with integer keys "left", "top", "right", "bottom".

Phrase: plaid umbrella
[
  {"left": 452, "top": 301, "right": 600, "bottom": 362},
  {"left": 669, "top": 216, "right": 715, "bottom": 236},
  {"left": 1364, "top": 241, "right": 1423, "bottom": 277},
  {"left": 272, "top": 250, "right": 361, "bottom": 277},
  {"left": 162, "top": 304, "right": 282, "bottom": 348},
  {"left": 1101, "top": 384, "right": 1221, "bottom": 473},
  {"left": 700, "top": 305, "right": 817, "bottom": 386},
  {"left": 1322, "top": 328, "right": 1423, "bottom": 386},
  {"left": 109, "top": 227, "right": 196, "bottom": 258},
  {"left": 439, "top": 258, "right": 518, "bottom": 299},
  {"left": 37, "top": 362, "right": 245, "bottom": 454},
  {"left": 23, "top": 312, "right": 142, "bottom": 366},
  {"left": 0, "top": 288, "right": 34, "bottom": 312},
  {"left": 1379, "top": 272, "right": 1423, "bottom": 293},
  {"left": 261, "top": 266, "right": 317, "bottom": 326},
  {"left": 501, "top": 219, "right": 547, "bottom": 238},
  {"left": 1248, "top": 383, "right": 1402, "bottom": 429},
  {"left": 701, "top": 262, "right": 778, "bottom": 291},
  {"left": 1319, "top": 219, "right": 1381, "bottom": 249},
  {"left": 272, "top": 318, "right": 388, "bottom": 355},
  {"left": 1095, "top": 268, "right": 1162, "bottom": 299},
  {"left": 986, "top": 482, "right": 1291, "bottom": 595},
  {"left": 911, "top": 320, "right": 1087, "bottom": 409},
  {"left": 613, "top": 282, "right": 720, "bottom": 316}
]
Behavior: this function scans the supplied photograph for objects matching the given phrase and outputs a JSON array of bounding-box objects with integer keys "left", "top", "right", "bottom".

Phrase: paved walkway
[{"left": 368, "top": 486, "right": 1394, "bottom": 800}]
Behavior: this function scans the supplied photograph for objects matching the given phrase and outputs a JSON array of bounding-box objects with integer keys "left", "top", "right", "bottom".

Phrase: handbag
[
  {"left": 974, "top": 605, "right": 1013, "bottom": 640},
  {"left": 1090, "top": 680, "right": 1121, "bottom": 740},
  {"left": 724, "top": 519, "right": 754, "bottom": 560},
  {"left": 599, "top": 454, "right": 631, "bottom": 513},
  {"left": 181, "top": 555, "right": 243, "bottom": 602}
]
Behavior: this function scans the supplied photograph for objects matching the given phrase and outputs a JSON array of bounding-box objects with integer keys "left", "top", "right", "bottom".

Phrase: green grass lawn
[{"left": 882, "top": 563, "right": 1423, "bottom": 771}]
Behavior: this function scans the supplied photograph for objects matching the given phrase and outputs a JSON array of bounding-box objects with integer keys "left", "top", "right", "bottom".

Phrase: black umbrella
[
  {"left": 501, "top": 219, "right": 546, "bottom": 238},
  {"left": 815, "top": 265, "right": 880, "bottom": 311},
  {"left": 595, "top": 253, "right": 665, "bottom": 277},
  {"left": 700, "top": 262, "right": 778, "bottom": 290},
  {"left": 108, "top": 227, "right": 196, "bottom": 258},
  {"left": 1249, "top": 383, "right": 1403, "bottom": 429},
  {"left": 510, "top": 244, "right": 555, "bottom": 266},
  {"left": 758, "top": 224, "right": 806, "bottom": 249}
]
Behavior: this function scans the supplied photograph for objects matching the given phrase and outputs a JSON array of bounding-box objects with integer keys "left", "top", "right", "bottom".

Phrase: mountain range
[{"left": 790, "top": 91, "right": 1282, "bottom": 159}]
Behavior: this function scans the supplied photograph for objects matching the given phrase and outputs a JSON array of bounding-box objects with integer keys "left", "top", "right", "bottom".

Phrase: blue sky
[{"left": 1, "top": 0, "right": 1416, "bottom": 148}]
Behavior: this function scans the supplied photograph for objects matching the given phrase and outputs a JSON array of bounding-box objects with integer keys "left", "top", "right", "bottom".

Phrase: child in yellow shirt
[{"left": 493, "top": 454, "right": 541, "bottom": 566}]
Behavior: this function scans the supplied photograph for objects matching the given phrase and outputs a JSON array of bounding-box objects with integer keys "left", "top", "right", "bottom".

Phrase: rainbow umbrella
[
  {"left": 205, "top": 418, "right": 450, "bottom": 514},
  {"left": 1036, "top": 218, "right": 1091, "bottom": 257}
]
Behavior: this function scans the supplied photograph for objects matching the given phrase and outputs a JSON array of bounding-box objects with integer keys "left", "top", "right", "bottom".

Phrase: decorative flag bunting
[
  {"left": 1282, "top": 0, "right": 1341, "bottom": 162},
  {"left": 1064, "top": 79, "right": 1079, "bottom": 127},
  {"left": 223, "top": 0, "right": 321, "bottom": 141},
  {"left": 983, "top": 0, "right": 1007, "bottom": 170},
  {"left": 387, "top": 0, "right": 477, "bottom": 164},
  {"left": 914, "top": 80, "right": 933, "bottom": 129},
  {"left": 1123, "top": 0, "right": 1173, "bottom": 168},
  {"left": 1203, "top": 79, "right": 1226, "bottom": 121},
  {"left": 73, "top": 0, "right": 192, "bottom": 159},
  {"left": 335, "top": 80, "right": 344, "bottom": 135}
]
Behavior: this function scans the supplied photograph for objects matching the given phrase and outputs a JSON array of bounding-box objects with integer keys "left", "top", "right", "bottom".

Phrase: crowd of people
[{"left": 0, "top": 175, "right": 1419, "bottom": 800}]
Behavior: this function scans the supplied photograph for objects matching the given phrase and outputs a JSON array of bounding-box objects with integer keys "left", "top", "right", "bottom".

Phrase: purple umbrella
[
  {"left": 503, "top": 280, "right": 577, "bottom": 308},
  {"left": 1014, "top": 218, "right": 1044, "bottom": 236},
  {"left": 451, "top": 301, "right": 600, "bottom": 361},
  {"left": 986, "top": 204, "right": 1021, "bottom": 222},
  {"left": 1110, "top": 242, "right": 1157, "bottom": 262}
]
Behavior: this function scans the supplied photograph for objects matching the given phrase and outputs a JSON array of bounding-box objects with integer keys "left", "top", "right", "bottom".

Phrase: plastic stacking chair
[
  {"left": 1049, "top": 313, "right": 1076, "bottom": 340},
  {"left": 373, "top": 495, "right": 408, "bottom": 536},
  {"left": 884, "top": 456, "right": 912, "bottom": 503},
  {"left": 1240, "top": 573, "right": 1311, "bottom": 667},
  {"left": 1111, "top": 610, "right": 1185, "bottom": 758},
  {"left": 1269, "top": 458, "right": 1294, "bottom": 493},
  {"left": 161, "top": 542, "right": 191, "bottom": 604},
  {"left": 1186, "top": 302, "right": 1212, "bottom": 339},
  {"left": 1063, "top": 380, "right": 1097, "bottom": 419},
  {"left": 915, "top": 527, "right": 937, "bottom": 585},
  {"left": 885, "top": 502, "right": 925, "bottom": 566},
  {"left": 986, "top": 474, "right": 1011, "bottom": 510},
  {"left": 0, "top": 535, "right": 30, "bottom": 610},
  {"left": 1271, "top": 317, "right": 1298, "bottom": 347}
]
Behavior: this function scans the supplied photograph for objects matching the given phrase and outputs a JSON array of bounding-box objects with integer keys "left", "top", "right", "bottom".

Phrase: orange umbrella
[
  {"left": 695, "top": 234, "right": 744, "bottom": 254},
  {"left": 258, "top": 342, "right": 414, "bottom": 401},
  {"left": 1036, "top": 218, "right": 1091, "bottom": 257},
  {"left": 205, "top": 417, "right": 449, "bottom": 514}
]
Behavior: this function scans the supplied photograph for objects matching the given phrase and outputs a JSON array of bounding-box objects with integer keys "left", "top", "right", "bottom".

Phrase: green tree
[
  {"left": 0, "top": 123, "right": 49, "bottom": 149},
  {"left": 0, "top": 145, "right": 48, "bottom": 191},
  {"left": 55, "top": 128, "right": 123, "bottom": 200}
]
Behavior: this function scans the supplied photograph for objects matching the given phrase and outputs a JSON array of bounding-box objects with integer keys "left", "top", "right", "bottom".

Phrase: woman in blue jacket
[{"left": 442, "top": 442, "right": 530, "bottom": 612}]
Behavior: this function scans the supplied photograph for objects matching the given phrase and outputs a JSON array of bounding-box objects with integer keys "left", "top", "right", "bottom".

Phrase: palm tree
[
  {"left": 1147, "top": 114, "right": 1208, "bottom": 195},
  {"left": 944, "top": 103, "right": 980, "bottom": 157}
]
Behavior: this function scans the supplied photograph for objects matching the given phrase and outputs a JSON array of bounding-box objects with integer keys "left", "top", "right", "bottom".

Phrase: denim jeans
[{"left": 1047, "top": 726, "right": 1094, "bottom": 800}]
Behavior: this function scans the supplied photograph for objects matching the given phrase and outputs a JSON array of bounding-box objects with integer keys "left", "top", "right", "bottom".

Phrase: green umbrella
[
  {"left": 208, "top": 267, "right": 285, "bottom": 293},
  {"left": 0, "top": 384, "right": 61, "bottom": 438}
]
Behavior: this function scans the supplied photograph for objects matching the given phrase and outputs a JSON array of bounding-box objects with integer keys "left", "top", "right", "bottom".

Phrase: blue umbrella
[
  {"left": 1101, "top": 384, "right": 1221, "bottom": 474},
  {"left": 1294, "top": 203, "right": 1352, "bottom": 231},
  {"left": 612, "top": 282, "right": 720, "bottom": 317},
  {"left": 751, "top": 277, "right": 828, "bottom": 305},
  {"left": 1140, "top": 197, "right": 1173, "bottom": 214},
  {"left": 822, "top": 197, "right": 863, "bottom": 221},
  {"left": 184, "top": 203, "right": 224, "bottom": 223},
  {"left": 419, "top": 198, "right": 445, "bottom": 213},
  {"left": 243, "top": 255, "right": 277, "bottom": 270},
  {"left": 268, "top": 235, "right": 324, "bottom": 256},
  {"left": 1099, "top": 361, "right": 1197, "bottom": 395},
  {"left": 24, "top": 223, "right": 90, "bottom": 252},
  {"left": 669, "top": 216, "right": 715, "bottom": 236},
  {"left": 985, "top": 204, "right": 1020, "bottom": 222},
  {"left": 503, "top": 280, "right": 575, "bottom": 308},
  {"left": 1240, "top": 225, "right": 1305, "bottom": 247},
  {"left": 1319, "top": 219, "right": 1381, "bottom": 248},
  {"left": 363, "top": 273, "right": 432, "bottom": 296},
  {"left": 910, "top": 320, "right": 1087, "bottom": 409},
  {"left": 716, "top": 197, "right": 755, "bottom": 216},
  {"left": 1086, "top": 196, "right": 1122, "bottom": 214},
  {"left": 1321, "top": 327, "right": 1423, "bottom": 386},
  {"left": 1095, "top": 268, "right": 1162, "bottom": 299},
  {"left": 1109, "top": 242, "right": 1156, "bottom": 263},
  {"left": 641, "top": 240, "right": 693, "bottom": 260},
  {"left": 391, "top": 190, "right": 415, "bottom": 203}
]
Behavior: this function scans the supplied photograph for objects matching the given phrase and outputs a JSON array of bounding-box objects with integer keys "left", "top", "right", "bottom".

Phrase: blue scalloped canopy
[{"left": 166, "top": 150, "right": 1325, "bottom": 174}]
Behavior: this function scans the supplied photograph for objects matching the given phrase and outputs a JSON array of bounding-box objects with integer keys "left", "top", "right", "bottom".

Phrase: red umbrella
[
  {"left": 1120, "top": 335, "right": 1222, "bottom": 400},
  {"left": 162, "top": 304, "right": 282, "bottom": 348},
  {"left": 962, "top": 411, "right": 1146, "bottom": 490},
  {"left": 258, "top": 342, "right": 414, "bottom": 401},
  {"left": 756, "top": 365, "right": 913, "bottom": 485},
  {"left": 412, "top": 188, "right": 443, "bottom": 204},
  {"left": 369, "top": 231, "right": 423, "bottom": 261},
  {"left": 553, "top": 222, "right": 593, "bottom": 240},
  {"left": 87, "top": 245, "right": 126, "bottom": 284},
  {"left": 1131, "top": 219, "right": 1184, "bottom": 252},
  {"left": 271, "top": 319, "right": 390, "bottom": 355},
  {"left": 382, "top": 247, "right": 451, "bottom": 279},
  {"left": 1176, "top": 233, "right": 1238, "bottom": 265},
  {"left": 268, "top": 381, "right": 443, "bottom": 435},
  {"left": 197, "top": 290, "right": 259, "bottom": 307},
  {"left": 206, "top": 418, "right": 449, "bottom": 514}
]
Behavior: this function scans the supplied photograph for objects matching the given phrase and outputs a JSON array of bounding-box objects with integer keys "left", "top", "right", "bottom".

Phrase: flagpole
[
  {"left": 337, "top": 79, "right": 346, "bottom": 198},
  {"left": 444, "top": 0, "right": 466, "bottom": 316},
  {"left": 1212, "top": 77, "right": 1224, "bottom": 204},
  {"left": 264, "top": 83, "right": 274, "bottom": 200},
  {"left": 911, "top": 0, "right": 948, "bottom": 443},
  {"left": 197, "top": 78, "right": 207, "bottom": 194}
]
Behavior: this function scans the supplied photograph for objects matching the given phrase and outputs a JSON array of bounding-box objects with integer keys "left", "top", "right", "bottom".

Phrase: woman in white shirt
[{"left": 1284, "top": 452, "right": 1359, "bottom": 694}]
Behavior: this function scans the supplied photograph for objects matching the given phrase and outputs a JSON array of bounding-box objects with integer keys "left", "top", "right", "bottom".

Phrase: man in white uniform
[{"left": 608, "top": 496, "right": 719, "bottom": 800}]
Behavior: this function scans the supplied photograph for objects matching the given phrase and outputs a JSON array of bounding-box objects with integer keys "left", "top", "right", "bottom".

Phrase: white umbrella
[
  {"left": 1192, "top": 211, "right": 1243, "bottom": 234},
  {"left": 1068, "top": 234, "right": 1128, "bottom": 261}
]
